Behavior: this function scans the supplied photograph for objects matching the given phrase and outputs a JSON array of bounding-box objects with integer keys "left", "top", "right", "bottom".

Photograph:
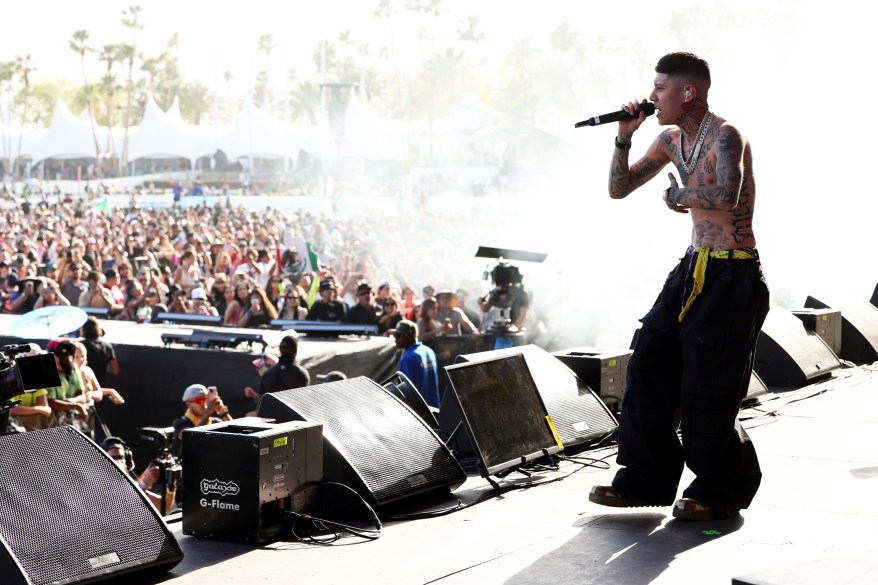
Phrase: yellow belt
[{"left": 678, "top": 247, "right": 756, "bottom": 322}]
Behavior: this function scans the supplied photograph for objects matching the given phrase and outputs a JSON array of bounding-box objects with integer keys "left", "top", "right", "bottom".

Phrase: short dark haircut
[
  {"left": 81, "top": 316, "right": 103, "bottom": 339},
  {"left": 279, "top": 335, "right": 298, "bottom": 357},
  {"left": 655, "top": 52, "right": 711, "bottom": 92}
]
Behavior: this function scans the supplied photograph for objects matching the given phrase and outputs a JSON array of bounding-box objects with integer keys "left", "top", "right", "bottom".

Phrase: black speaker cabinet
[
  {"left": 805, "top": 296, "right": 878, "bottom": 365},
  {"left": 755, "top": 305, "right": 842, "bottom": 388},
  {"left": 791, "top": 308, "right": 843, "bottom": 356},
  {"left": 551, "top": 347, "right": 633, "bottom": 408},
  {"left": 257, "top": 377, "right": 467, "bottom": 508},
  {"left": 440, "top": 345, "right": 618, "bottom": 456},
  {"left": 744, "top": 371, "right": 769, "bottom": 406},
  {"left": 182, "top": 419, "right": 323, "bottom": 543},
  {"left": 382, "top": 371, "right": 439, "bottom": 430},
  {"left": 0, "top": 426, "right": 183, "bottom": 585}
]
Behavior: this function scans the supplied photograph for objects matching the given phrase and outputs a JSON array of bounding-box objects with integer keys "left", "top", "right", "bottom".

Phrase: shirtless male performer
[{"left": 588, "top": 52, "right": 770, "bottom": 521}]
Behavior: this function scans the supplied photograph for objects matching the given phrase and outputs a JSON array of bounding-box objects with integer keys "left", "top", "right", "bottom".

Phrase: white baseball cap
[{"left": 182, "top": 384, "right": 208, "bottom": 402}]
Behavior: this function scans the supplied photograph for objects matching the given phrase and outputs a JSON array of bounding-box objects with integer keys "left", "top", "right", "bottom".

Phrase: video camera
[
  {"left": 476, "top": 246, "right": 547, "bottom": 334},
  {"left": 138, "top": 426, "right": 183, "bottom": 494},
  {"left": 485, "top": 261, "right": 524, "bottom": 309},
  {"left": 0, "top": 343, "right": 60, "bottom": 406},
  {"left": 139, "top": 426, "right": 175, "bottom": 455}
]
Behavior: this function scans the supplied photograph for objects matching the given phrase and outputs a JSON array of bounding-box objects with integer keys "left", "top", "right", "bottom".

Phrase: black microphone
[{"left": 574, "top": 103, "right": 656, "bottom": 128}]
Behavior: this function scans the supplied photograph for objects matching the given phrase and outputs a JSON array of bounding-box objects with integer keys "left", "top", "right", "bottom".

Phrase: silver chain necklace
[{"left": 680, "top": 111, "right": 713, "bottom": 174}]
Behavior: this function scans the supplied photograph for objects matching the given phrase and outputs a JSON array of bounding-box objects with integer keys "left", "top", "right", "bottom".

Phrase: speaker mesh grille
[
  {"left": 452, "top": 345, "right": 618, "bottom": 450},
  {"left": 0, "top": 426, "right": 181, "bottom": 585},
  {"left": 261, "top": 377, "right": 466, "bottom": 505},
  {"left": 520, "top": 349, "right": 618, "bottom": 446}
]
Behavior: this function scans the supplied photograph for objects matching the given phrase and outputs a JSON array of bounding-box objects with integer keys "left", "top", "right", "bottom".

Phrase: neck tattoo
[{"left": 681, "top": 111, "right": 713, "bottom": 174}]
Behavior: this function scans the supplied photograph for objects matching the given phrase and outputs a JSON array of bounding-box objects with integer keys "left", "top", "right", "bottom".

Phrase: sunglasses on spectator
[{"left": 384, "top": 301, "right": 397, "bottom": 307}]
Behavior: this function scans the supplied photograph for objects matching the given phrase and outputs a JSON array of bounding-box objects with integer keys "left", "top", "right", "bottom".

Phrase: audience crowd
[{"left": 0, "top": 194, "right": 530, "bottom": 336}]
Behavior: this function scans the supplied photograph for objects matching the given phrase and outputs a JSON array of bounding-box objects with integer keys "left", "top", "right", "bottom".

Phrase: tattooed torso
[{"left": 661, "top": 114, "right": 756, "bottom": 250}]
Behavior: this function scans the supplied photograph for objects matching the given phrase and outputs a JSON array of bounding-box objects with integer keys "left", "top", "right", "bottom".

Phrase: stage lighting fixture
[
  {"left": 269, "top": 320, "right": 378, "bottom": 337},
  {"left": 160, "top": 330, "right": 267, "bottom": 352}
]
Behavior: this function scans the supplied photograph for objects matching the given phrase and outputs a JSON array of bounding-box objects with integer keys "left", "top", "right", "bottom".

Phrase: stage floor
[{"left": 95, "top": 363, "right": 878, "bottom": 585}]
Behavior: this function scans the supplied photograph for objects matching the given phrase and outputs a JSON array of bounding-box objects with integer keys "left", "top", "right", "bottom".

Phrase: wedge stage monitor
[{"left": 444, "top": 353, "right": 562, "bottom": 477}]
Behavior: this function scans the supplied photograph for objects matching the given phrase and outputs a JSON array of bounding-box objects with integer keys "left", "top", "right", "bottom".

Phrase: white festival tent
[
  {"left": 216, "top": 101, "right": 298, "bottom": 161},
  {"left": 11, "top": 95, "right": 409, "bottom": 173},
  {"left": 126, "top": 95, "right": 207, "bottom": 164},
  {"left": 22, "top": 101, "right": 102, "bottom": 162}
]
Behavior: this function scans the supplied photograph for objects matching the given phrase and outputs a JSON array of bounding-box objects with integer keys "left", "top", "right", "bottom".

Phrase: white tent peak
[
  {"left": 166, "top": 96, "right": 184, "bottom": 124},
  {"left": 25, "top": 100, "right": 96, "bottom": 162}
]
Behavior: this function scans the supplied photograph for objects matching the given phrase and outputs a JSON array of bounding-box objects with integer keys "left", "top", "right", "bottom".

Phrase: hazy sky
[{"left": 4, "top": 0, "right": 710, "bottom": 94}]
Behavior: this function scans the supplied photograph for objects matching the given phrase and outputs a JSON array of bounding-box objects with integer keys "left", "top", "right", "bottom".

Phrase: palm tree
[
  {"left": 155, "top": 33, "right": 182, "bottom": 111},
  {"left": 255, "top": 33, "right": 277, "bottom": 108},
  {"left": 373, "top": 0, "right": 402, "bottom": 104},
  {"left": 12, "top": 54, "right": 35, "bottom": 178},
  {"left": 180, "top": 80, "right": 213, "bottom": 124},
  {"left": 98, "top": 44, "right": 121, "bottom": 159},
  {"left": 116, "top": 43, "right": 136, "bottom": 174},
  {"left": 0, "top": 61, "right": 14, "bottom": 175},
  {"left": 456, "top": 15, "right": 486, "bottom": 73},
  {"left": 139, "top": 54, "right": 161, "bottom": 94},
  {"left": 68, "top": 30, "right": 102, "bottom": 175},
  {"left": 287, "top": 79, "right": 321, "bottom": 125},
  {"left": 457, "top": 15, "right": 485, "bottom": 45},
  {"left": 120, "top": 5, "right": 143, "bottom": 174}
]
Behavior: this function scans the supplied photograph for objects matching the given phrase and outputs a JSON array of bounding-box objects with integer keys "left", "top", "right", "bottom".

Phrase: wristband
[
  {"left": 138, "top": 480, "right": 148, "bottom": 489},
  {"left": 615, "top": 137, "right": 632, "bottom": 150}
]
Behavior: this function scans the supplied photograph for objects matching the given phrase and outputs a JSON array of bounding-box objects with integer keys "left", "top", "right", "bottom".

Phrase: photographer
[
  {"left": 171, "top": 384, "right": 232, "bottom": 458},
  {"left": 99, "top": 436, "right": 175, "bottom": 514},
  {"left": 33, "top": 278, "right": 72, "bottom": 309},
  {"left": 8, "top": 277, "right": 42, "bottom": 314}
]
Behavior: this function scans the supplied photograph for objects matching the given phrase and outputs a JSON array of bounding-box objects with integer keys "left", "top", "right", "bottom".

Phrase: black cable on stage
[
  {"left": 382, "top": 498, "right": 465, "bottom": 521},
  {"left": 385, "top": 452, "right": 613, "bottom": 521},
  {"left": 285, "top": 482, "right": 382, "bottom": 543},
  {"left": 739, "top": 367, "right": 872, "bottom": 426},
  {"left": 455, "top": 455, "right": 608, "bottom": 511},
  {"left": 557, "top": 453, "right": 612, "bottom": 470}
]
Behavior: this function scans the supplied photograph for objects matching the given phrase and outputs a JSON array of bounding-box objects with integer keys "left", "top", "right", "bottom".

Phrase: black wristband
[{"left": 615, "top": 137, "right": 632, "bottom": 150}]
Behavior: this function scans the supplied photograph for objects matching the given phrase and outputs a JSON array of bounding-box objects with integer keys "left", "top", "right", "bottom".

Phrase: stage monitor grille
[
  {"left": 258, "top": 376, "right": 466, "bottom": 507},
  {"left": 445, "top": 344, "right": 618, "bottom": 454},
  {"left": 0, "top": 426, "right": 182, "bottom": 585}
]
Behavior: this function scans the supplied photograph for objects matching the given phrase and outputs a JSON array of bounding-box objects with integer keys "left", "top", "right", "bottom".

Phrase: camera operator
[
  {"left": 5, "top": 343, "right": 52, "bottom": 433},
  {"left": 99, "top": 436, "right": 176, "bottom": 514},
  {"left": 478, "top": 281, "right": 530, "bottom": 331},
  {"left": 171, "top": 384, "right": 232, "bottom": 458}
]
